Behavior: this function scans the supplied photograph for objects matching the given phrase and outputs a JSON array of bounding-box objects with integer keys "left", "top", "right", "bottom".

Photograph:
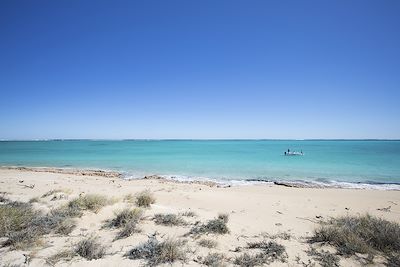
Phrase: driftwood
[{"left": 18, "top": 183, "right": 35, "bottom": 189}]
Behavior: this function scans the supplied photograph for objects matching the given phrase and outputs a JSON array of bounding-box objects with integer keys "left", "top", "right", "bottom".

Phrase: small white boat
[{"left": 284, "top": 151, "right": 304, "bottom": 156}]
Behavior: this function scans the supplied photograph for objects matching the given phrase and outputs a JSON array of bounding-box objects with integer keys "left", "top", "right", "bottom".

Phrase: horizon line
[{"left": 1, "top": 138, "right": 400, "bottom": 141}]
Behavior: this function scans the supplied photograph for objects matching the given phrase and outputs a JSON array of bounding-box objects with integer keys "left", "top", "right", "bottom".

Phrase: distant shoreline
[{"left": 1, "top": 139, "right": 400, "bottom": 141}]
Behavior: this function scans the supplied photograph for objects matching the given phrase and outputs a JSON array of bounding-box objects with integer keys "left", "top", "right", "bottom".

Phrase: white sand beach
[{"left": 0, "top": 167, "right": 399, "bottom": 266}]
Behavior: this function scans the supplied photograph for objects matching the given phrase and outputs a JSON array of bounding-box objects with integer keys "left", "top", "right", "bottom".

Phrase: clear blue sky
[{"left": 1, "top": 1, "right": 399, "bottom": 139}]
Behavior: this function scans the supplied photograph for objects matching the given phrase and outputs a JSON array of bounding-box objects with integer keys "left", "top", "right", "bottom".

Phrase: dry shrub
[
  {"left": 234, "top": 252, "right": 266, "bottom": 267},
  {"left": 0, "top": 201, "right": 78, "bottom": 249},
  {"left": 247, "top": 240, "right": 287, "bottom": 263},
  {"left": 135, "top": 190, "right": 155, "bottom": 208},
  {"left": 190, "top": 215, "right": 230, "bottom": 235},
  {"left": 106, "top": 208, "right": 144, "bottom": 239},
  {"left": 108, "top": 208, "right": 144, "bottom": 228},
  {"left": 198, "top": 238, "right": 218, "bottom": 248},
  {"left": 153, "top": 213, "right": 186, "bottom": 226},
  {"left": 47, "top": 249, "right": 76, "bottom": 265},
  {"left": 307, "top": 247, "right": 340, "bottom": 267},
  {"left": 75, "top": 236, "right": 106, "bottom": 260},
  {"left": 202, "top": 252, "right": 227, "bottom": 267},
  {"left": 126, "top": 236, "right": 186, "bottom": 266},
  {"left": 68, "top": 194, "right": 109, "bottom": 213},
  {"left": 0, "top": 201, "right": 36, "bottom": 237},
  {"left": 310, "top": 214, "right": 400, "bottom": 262}
]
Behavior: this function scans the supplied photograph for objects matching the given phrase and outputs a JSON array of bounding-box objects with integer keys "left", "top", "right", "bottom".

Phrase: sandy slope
[{"left": 0, "top": 168, "right": 399, "bottom": 266}]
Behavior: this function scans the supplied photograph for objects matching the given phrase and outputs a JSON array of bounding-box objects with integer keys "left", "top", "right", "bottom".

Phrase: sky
[{"left": 0, "top": 0, "right": 399, "bottom": 140}]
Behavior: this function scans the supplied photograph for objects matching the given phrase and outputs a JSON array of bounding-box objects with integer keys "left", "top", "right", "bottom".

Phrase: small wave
[{"left": 121, "top": 172, "right": 400, "bottom": 190}]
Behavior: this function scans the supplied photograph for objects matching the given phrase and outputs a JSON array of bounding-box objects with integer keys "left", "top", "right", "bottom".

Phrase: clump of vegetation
[
  {"left": 0, "top": 200, "right": 80, "bottom": 249},
  {"left": 190, "top": 215, "right": 230, "bottom": 235},
  {"left": 75, "top": 236, "right": 107, "bottom": 260},
  {"left": 106, "top": 208, "right": 144, "bottom": 239},
  {"left": 234, "top": 240, "right": 287, "bottom": 266},
  {"left": 198, "top": 238, "right": 218, "bottom": 248},
  {"left": 126, "top": 236, "right": 187, "bottom": 266},
  {"left": 180, "top": 210, "right": 197, "bottom": 217},
  {"left": 202, "top": 252, "right": 227, "bottom": 267},
  {"left": 68, "top": 194, "right": 110, "bottom": 213},
  {"left": 47, "top": 249, "right": 76, "bottom": 265},
  {"left": 307, "top": 247, "right": 340, "bottom": 267},
  {"left": 0, "top": 201, "right": 37, "bottom": 237},
  {"left": 52, "top": 204, "right": 83, "bottom": 219},
  {"left": 0, "top": 201, "right": 43, "bottom": 248},
  {"left": 117, "top": 219, "right": 142, "bottom": 240},
  {"left": 234, "top": 252, "right": 266, "bottom": 267},
  {"left": 48, "top": 236, "right": 107, "bottom": 263},
  {"left": 246, "top": 240, "right": 288, "bottom": 263},
  {"left": 309, "top": 214, "right": 400, "bottom": 263},
  {"left": 54, "top": 218, "right": 77, "bottom": 235},
  {"left": 387, "top": 252, "right": 400, "bottom": 267},
  {"left": 135, "top": 190, "right": 156, "bottom": 208},
  {"left": 108, "top": 208, "right": 144, "bottom": 228},
  {"left": 153, "top": 213, "right": 186, "bottom": 226}
]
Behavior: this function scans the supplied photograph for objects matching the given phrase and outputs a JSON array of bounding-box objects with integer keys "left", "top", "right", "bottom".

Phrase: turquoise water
[{"left": 0, "top": 140, "right": 399, "bottom": 187}]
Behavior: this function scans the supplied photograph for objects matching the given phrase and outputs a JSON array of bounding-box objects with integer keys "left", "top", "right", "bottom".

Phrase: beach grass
[
  {"left": 68, "top": 194, "right": 110, "bottom": 213},
  {"left": 190, "top": 214, "right": 230, "bottom": 235},
  {"left": 47, "top": 249, "right": 76, "bottom": 265},
  {"left": 126, "top": 236, "right": 187, "bottom": 266},
  {"left": 307, "top": 247, "right": 340, "bottom": 267},
  {"left": 153, "top": 213, "right": 186, "bottom": 226},
  {"left": 135, "top": 190, "right": 156, "bottom": 208},
  {"left": 0, "top": 198, "right": 81, "bottom": 249},
  {"left": 310, "top": 214, "right": 400, "bottom": 264},
  {"left": 106, "top": 208, "right": 144, "bottom": 239},
  {"left": 198, "top": 238, "right": 218, "bottom": 248},
  {"left": 75, "top": 236, "right": 107, "bottom": 260},
  {"left": 202, "top": 252, "right": 227, "bottom": 267}
]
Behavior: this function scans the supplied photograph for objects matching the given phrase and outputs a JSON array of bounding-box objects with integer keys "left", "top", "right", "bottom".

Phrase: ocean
[{"left": 0, "top": 140, "right": 399, "bottom": 189}]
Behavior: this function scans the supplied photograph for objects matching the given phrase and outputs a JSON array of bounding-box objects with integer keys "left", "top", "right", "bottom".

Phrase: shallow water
[{"left": 0, "top": 140, "right": 399, "bottom": 188}]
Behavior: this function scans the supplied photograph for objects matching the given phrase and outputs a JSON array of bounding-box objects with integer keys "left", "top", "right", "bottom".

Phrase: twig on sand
[
  {"left": 18, "top": 183, "right": 35, "bottom": 189},
  {"left": 295, "top": 217, "right": 319, "bottom": 223}
]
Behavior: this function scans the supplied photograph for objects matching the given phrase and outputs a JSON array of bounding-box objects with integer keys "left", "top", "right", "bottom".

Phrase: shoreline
[{"left": 1, "top": 165, "right": 400, "bottom": 191}]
